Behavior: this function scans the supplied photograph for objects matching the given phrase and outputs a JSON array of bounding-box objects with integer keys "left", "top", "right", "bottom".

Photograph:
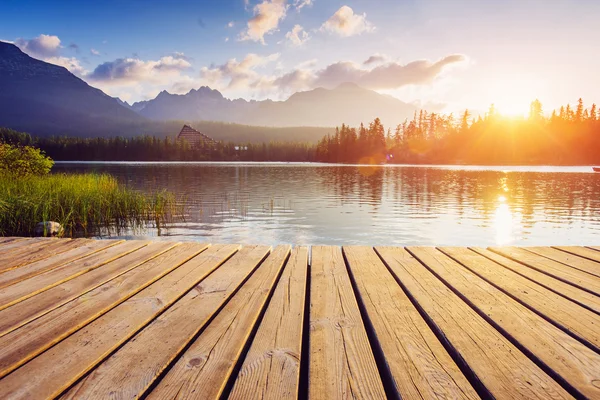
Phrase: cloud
[
  {"left": 177, "top": 51, "right": 464, "bottom": 103},
  {"left": 199, "top": 53, "right": 280, "bottom": 90},
  {"left": 321, "top": 6, "right": 374, "bottom": 37},
  {"left": 45, "top": 56, "right": 87, "bottom": 76},
  {"left": 284, "top": 25, "right": 310, "bottom": 46},
  {"left": 87, "top": 56, "right": 192, "bottom": 85},
  {"left": 313, "top": 55, "right": 466, "bottom": 89},
  {"left": 12, "top": 34, "right": 88, "bottom": 76},
  {"left": 294, "top": 0, "right": 313, "bottom": 11},
  {"left": 363, "top": 53, "right": 388, "bottom": 66},
  {"left": 15, "top": 34, "right": 62, "bottom": 58},
  {"left": 90, "top": 48, "right": 100, "bottom": 56},
  {"left": 227, "top": 21, "right": 235, "bottom": 28},
  {"left": 240, "top": 0, "right": 288, "bottom": 44}
]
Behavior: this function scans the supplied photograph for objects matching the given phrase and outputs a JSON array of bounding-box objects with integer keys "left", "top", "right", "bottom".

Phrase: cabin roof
[{"left": 177, "top": 125, "right": 216, "bottom": 145}]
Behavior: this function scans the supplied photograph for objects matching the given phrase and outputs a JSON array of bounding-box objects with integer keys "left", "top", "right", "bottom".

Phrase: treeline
[
  {"left": 3, "top": 98, "right": 600, "bottom": 164},
  {"left": 0, "top": 128, "right": 315, "bottom": 162},
  {"left": 316, "top": 99, "right": 600, "bottom": 165}
]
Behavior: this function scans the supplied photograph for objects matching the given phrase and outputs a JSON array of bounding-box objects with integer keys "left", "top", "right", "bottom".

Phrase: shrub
[{"left": 0, "top": 142, "right": 54, "bottom": 176}]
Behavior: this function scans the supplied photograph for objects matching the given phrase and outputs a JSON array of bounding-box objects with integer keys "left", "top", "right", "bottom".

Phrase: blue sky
[{"left": 2, "top": 0, "right": 599, "bottom": 114}]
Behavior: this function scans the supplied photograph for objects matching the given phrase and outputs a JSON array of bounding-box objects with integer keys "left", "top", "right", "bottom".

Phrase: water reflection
[{"left": 53, "top": 163, "right": 600, "bottom": 246}]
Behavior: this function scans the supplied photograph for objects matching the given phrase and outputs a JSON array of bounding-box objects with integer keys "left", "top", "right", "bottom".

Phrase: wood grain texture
[
  {"left": 309, "top": 246, "right": 386, "bottom": 400},
  {"left": 0, "top": 239, "right": 122, "bottom": 290},
  {"left": 145, "top": 245, "right": 287, "bottom": 400},
  {"left": 553, "top": 246, "right": 600, "bottom": 264},
  {"left": 61, "top": 244, "right": 272, "bottom": 400},
  {"left": 0, "top": 240, "right": 148, "bottom": 311},
  {"left": 0, "top": 239, "right": 90, "bottom": 273},
  {"left": 344, "top": 246, "right": 479, "bottom": 400},
  {"left": 377, "top": 246, "right": 572, "bottom": 400},
  {"left": 442, "top": 247, "right": 600, "bottom": 348},
  {"left": 0, "top": 242, "right": 201, "bottom": 378},
  {"left": 0, "top": 241, "right": 179, "bottom": 338},
  {"left": 0, "top": 239, "right": 66, "bottom": 272},
  {"left": 229, "top": 246, "right": 308, "bottom": 400},
  {"left": 471, "top": 247, "right": 600, "bottom": 314},
  {"left": 0, "top": 237, "right": 28, "bottom": 245},
  {"left": 489, "top": 247, "right": 600, "bottom": 295},
  {"left": 411, "top": 247, "right": 600, "bottom": 398},
  {"left": 0, "top": 238, "right": 48, "bottom": 255},
  {"left": 1, "top": 244, "right": 239, "bottom": 400},
  {"left": 525, "top": 247, "right": 600, "bottom": 278}
]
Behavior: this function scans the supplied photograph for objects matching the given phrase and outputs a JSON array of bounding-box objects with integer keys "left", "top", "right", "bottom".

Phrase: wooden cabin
[{"left": 176, "top": 125, "right": 216, "bottom": 147}]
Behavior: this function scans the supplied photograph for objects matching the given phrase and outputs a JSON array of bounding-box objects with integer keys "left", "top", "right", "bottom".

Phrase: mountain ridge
[{"left": 131, "top": 83, "right": 418, "bottom": 128}]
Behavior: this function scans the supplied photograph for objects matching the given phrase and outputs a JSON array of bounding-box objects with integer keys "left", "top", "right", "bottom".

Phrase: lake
[{"left": 53, "top": 162, "right": 600, "bottom": 246}]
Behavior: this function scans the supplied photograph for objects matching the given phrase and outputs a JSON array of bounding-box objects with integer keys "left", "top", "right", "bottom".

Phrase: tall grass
[{"left": 0, "top": 173, "right": 181, "bottom": 237}]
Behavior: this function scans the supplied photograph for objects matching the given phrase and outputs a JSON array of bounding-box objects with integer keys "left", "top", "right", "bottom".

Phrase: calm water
[{"left": 53, "top": 162, "right": 600, "bottom": 246}]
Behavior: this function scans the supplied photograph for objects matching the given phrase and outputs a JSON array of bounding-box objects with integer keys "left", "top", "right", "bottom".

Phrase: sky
[{"left": 1, "top": 0, "right": 599, "bottom": 115}]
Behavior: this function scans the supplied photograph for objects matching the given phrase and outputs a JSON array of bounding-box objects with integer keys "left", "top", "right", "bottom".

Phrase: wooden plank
[
  {"left": 229, "top": 247, "right": 308, "bottom": 400},
  {"left": 525, "top": 247, "right": 600, "bottom": 278},
  {"left": 411, "top": 247, "right": 600, "bottom": 398},
  {"left": 61, "top": 244, "right": 275, "bottom": 400},
  {"left": 0, "top": 238, "right": 45, "bottom": 253},
  {"left": 376, "top": 247, "right": 572, "bottom": 399},
  {"left": 0, "top": 244, "right": 240, "bottom": 400},
  {"left": 471, "top": 248, "right": 600, "bottom": 314},
  {"left": 490, "top": 247, "right": 600, "bottom": 296},
  {"left": 0, "top": 241, "right": 180, "bottom": 338},
  {"left": 309, "top": 246, "right": 386, "bottom": 400},
  {"left": 344, "top": 246, "right": 478, "bottom": 399},
  {"left": 554, "top": 246, "right": 600, "bottom": 264},
  {"left": 441, "top": 247, "right": 600, "bottom": 350},
  {"left": 0, "top": 237, "right": 28, "bottom": 245},
  {"left": 0, "top": 241, "right": 203, "bottom": 378},
  {"left": 0, "top": 238, "right": 70, "bottom": 267},
  {"left": 0, "top": 239, "right": 122, "bottom": 289},
  {"left": 0, "top": 238, "right": 90, "bottom": 272},
  {"left": 0, "top": 240, "right": 148, "bottom": 310},
  {"left": 144, "top": 245, "right": 287, "bottom": 400}
]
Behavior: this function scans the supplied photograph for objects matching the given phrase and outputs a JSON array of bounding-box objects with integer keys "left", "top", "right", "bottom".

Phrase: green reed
[{"left": 0, "top": 173, "right": 181, "bottom": 237}]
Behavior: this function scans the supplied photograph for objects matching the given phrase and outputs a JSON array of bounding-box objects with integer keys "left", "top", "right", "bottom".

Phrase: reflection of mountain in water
[{"left": 53, "top": 163, "right": 600, "bottom": 246}]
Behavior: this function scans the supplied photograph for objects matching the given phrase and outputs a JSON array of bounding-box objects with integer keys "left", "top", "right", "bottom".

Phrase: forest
[
  {"left": 316, "top": 99, "right": 600, "bottom": 165},
  {"left": 1, "top": 99, "right": 599, "bottom": 165}
]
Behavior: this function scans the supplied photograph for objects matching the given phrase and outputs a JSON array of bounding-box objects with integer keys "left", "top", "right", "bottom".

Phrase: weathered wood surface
[
  {"left": 525, "top": 246, "right": 600, "bottom": 278},
  {"left": 378, "top": 247, "right": 572, "bottom": 399},
  {"left": 411, "top": 247, "right": 600, "bottom": 398},
  {"left": 229, "top": 247, "right": 308, "bottom": 400},
  {"left": 0, "top": 240, "right": 148, "bottom": 310},
  {"left": 472, "top": 247, "right": 600, "bottom": 313},
  {"left": 344, "top": 246, "right": 478, "bottom": 399},
  {"left": 309, "top": 246, "right": 386, "bottom": 399},
  {"left": 0, "top": 238, "right": 599, "bottom": 399},
  {"left": 0, "top": 239, "right": 122, "bottom": 289},
  {"left": 553, "top": 245, "right": 600, "bottom": 264},
  {"left": 490, "top": 246, "right": 600, "bottom": 295}
]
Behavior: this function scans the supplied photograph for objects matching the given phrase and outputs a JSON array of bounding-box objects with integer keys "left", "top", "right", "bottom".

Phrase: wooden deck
[{"left": 0, "top": 237, "right": 599, "bottom": 399}]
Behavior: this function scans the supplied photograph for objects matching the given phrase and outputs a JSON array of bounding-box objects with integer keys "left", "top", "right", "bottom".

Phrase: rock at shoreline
[{"left": 34, "top": 221, "right": 63, "bottom": 237}]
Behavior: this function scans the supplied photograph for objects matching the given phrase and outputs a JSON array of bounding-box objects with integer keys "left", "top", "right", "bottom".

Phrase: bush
[{"left": 0, "top": 142, "right": 54, "bottom": 176}]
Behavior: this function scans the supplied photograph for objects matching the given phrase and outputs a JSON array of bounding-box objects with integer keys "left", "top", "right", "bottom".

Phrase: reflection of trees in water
[
  {"left": 315, "top": 166, "right": 385, "bottom": 208},
  {"left": 317, "top": 166, "right": 600, "bottom": 230},
  {"left": 54, "top": 164, "right": 600, "bottom": 232}
]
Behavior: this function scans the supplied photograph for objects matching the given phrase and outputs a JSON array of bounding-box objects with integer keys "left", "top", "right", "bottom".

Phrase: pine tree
[
  {"left": 590, "top": 104, "right": 597, "bottom": 121},
  {"left": 575, "top": 98, "right": 584, "bottom": 122}
]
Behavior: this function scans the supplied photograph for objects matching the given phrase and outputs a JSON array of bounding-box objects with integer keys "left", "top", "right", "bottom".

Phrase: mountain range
[
  {"left": 129, "top": 82, "right": 418, "bottom": 128},
  {"left": 0, "top": 40, "right": 418, "bottom": 139}
]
